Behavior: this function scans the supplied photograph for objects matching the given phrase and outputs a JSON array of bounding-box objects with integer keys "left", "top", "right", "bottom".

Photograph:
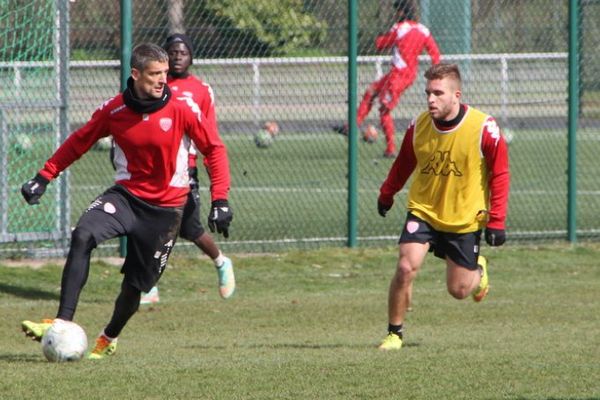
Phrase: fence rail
[{"left": 1, "top": 52, "right": 568, "bottom": 128}]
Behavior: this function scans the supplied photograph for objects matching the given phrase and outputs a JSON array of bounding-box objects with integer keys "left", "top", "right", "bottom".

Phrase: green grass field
[{"left": 1, "top": 244, "right": 600, "bottom": 399}]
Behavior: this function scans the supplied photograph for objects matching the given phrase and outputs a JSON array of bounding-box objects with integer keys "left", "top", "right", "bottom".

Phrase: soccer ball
[
  {"left": 94, "top": 136, "right": 113, "bottom": 151},
  {"left": 363, "top": 125, "right": 378, "bottom": 143},
  {"left": 263, "top": 121, "right": 279, "bottom": 136},
  {"left": 13, "top": 133, "right": 33, "bottom": 154},
  {"left": 254, "top": 128, "right": 274, "bottom": 148},
  {"left": 41, "top": 320, "right": 88, "bottom": 362}
]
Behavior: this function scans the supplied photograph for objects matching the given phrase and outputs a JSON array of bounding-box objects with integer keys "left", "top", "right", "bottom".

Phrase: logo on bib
[{"left": 421, "top": 151, "right": 462, "bottom": 176}]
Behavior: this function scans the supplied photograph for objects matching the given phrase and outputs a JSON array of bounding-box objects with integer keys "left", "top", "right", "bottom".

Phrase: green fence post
[
  {"left": 347, "top": 0, "right": 358, "bottom": 248},
  {"left": 567, "top": 0, "right": 579, "bottom": 243},
  {"left": 421, "top": 0, "right": 471, "bottom": 54},
  {"left": 119, "top": 0, "right": 132, "bottom": 257},
  {"left": 58, "top": 0, "right": 70, "bottom": 255}
]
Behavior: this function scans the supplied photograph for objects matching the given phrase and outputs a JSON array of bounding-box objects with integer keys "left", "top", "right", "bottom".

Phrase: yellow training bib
[{"left": 407, "top": 107, "right": 490, "bottom": 233}]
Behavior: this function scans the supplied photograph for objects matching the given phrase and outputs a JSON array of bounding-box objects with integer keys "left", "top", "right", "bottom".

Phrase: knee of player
[
  {"left": 393, "top": 259, "right": 415, "bottom": 282},
  {"left": 446, "top": 283, "right": 470, "bottom": 300},
  {"left": 378, "top": 101, "right": 393, "bottom": 114},
  {"left": 70, "top": 227, "right": 97, "bottom": 253},
  {"left": 366, "top": 86, "right": 377, "bottom": 96}
]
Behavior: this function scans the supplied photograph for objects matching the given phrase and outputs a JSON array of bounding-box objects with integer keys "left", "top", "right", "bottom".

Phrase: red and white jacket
[
  {"left": 375, "top": 20, "right": 441, "bottom": 77},
  {"left": 38, "top": 93, "right": 230, "bottom": 207},
  {"left": 167, "top": 74, "right": 218, "bottom": 171}
]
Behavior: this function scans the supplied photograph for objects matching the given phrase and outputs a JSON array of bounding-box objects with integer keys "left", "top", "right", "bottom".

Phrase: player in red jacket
[
  {"left": 376, "top": 63, "right": 510, "bottom": 350},
  {"left": 139, "top": 34, "right": 235, "bottom": 305},
  {"left": 334, "top": 0, "right": 440, "bottom": 158},
  {"left": 20, "top": 43, "right": 232, "bottom": 359}
]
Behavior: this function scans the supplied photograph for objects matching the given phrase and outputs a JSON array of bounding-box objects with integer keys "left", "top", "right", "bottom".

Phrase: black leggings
[
  {"left": 104, "top": 280, "right": 141, "bottom": 338},
  {"left": 56, "top": 224, "right": 140, "bottom": 338},
  {"left": 56, "top": 185, "right": 180, "bottom": 338},
  {"left": 57, "top": 226, "right": 96, "bottom": 320}
]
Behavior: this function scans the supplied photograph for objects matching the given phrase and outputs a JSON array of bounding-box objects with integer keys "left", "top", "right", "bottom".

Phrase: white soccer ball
[
  {"left": 254, "top": 129, "right": 274, "bottom": 148},
  {"left": 13, "top": 133, "right": 33, "bottom": 154},
  {"left": 94, "top": 136, "right": 113, "bottom": 151},
  {"left": 41, "top": 320, "right": 88, "bottom": 362}
]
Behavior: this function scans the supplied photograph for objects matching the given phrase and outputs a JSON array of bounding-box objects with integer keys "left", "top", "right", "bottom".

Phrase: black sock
[{"left": 388, "top": 323, "right": 403, "bottom": 339}]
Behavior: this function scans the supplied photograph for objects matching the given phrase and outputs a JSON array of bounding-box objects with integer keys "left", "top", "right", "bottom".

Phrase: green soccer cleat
[
  {"left": 140, "top": 286, "right": 160, "bottom": 305},
  {"left": 378, "top": 332, "right": 403, "bottom": 351},
  {"left": 87, "top": 334, "right": 118, "bottom": 360},
  {"left": 21, "top": 319, "right": 54, "bottom": 342},
  {"left": 217, "top": 257, "right": 235, "bottom": 299},
  {"left": 472, "top": 255, "right": 489, "bottom": 302}
]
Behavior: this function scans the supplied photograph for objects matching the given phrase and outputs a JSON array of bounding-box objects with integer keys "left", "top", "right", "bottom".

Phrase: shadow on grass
[
  {"left": 0, "top": 353, "right": 45, "bottom": 363},
  {"left": 0, "top": 283, "right": 59, "bottom": 301}
]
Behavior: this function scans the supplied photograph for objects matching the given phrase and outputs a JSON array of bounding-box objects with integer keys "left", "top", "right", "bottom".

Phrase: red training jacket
[
  {"left": 375, "top": 20, "right": 441, "bottom": 77},
  {"left": 38, "top": 93, "right": 230, "bottom": 207}
]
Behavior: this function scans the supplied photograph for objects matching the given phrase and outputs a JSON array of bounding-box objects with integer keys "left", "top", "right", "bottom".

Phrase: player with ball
[{"left": 20, "top": 43, "right": 232, "bottom": 360}]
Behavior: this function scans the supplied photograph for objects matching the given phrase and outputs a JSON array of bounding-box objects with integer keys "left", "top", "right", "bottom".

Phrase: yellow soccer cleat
[
  {"left": 378, "top": 332, "right": 403, "bottom": 351},
  {"left": 87, "top": 334, "right": 118, "bottom": 360},
  {"left": 472, "top": 255, "right": 489, "bottom": 302},
  {"left": 21, "top": 319, "right": 54, "bottom": 342}
]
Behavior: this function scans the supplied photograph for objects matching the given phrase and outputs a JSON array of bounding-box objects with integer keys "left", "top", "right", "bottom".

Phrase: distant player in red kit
[
  {"left": 334, "top": 0, "right": 440, "bottom": 158},
  {"left": 20, "top": 43, "right": 232, "bottom": 360},
  {"left": 139, "top": 34, "right": 235, "bottom": 305}
]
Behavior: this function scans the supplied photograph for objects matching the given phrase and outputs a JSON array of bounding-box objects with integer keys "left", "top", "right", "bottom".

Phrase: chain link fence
[{"left": 1, "top": 0, "right": 598, "bottom": 258}]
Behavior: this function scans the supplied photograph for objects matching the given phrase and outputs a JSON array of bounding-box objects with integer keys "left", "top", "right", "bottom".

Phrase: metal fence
[{"left": 0, "top": 0, "right": 598, "bottom": 258}]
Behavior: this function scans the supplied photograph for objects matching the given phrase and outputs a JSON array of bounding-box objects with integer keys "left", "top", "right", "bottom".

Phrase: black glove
[
  {"left": 377, "top": 199, "right": 392, "bottom": 217},
  {"left": 208, "top": 199, "right": 233, "bottom": 238},
  {"left": 485, "top": 228, "right": 506, "bottom": 246},
  {"left": 21, "top": 174, "right": 50, "bottom": 205}
]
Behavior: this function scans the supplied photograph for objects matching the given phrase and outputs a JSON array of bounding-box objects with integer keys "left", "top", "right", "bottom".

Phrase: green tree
[{"left": 201, "top": 0, "right": 327, "bottom": 56}]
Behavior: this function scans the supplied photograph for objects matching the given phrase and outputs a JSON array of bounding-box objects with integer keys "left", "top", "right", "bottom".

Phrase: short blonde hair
[{"left": 424, "top": 63, "right": 462, "bottom": 87}]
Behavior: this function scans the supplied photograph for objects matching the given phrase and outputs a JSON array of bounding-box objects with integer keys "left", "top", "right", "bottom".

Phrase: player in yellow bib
[{"left": 376, "top": 63, "right": 510, "bottom": 350}]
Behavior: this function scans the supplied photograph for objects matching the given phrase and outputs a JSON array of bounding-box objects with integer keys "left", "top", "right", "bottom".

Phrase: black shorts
[
  {"left": 179, "top": 189, "right": 205, "bottom": 241},
  {"left": 399, "top": 212, "right": 481, "bottom": 270},
  {"left": 75, "top": 185, "right": 183, "bottom": 292}
]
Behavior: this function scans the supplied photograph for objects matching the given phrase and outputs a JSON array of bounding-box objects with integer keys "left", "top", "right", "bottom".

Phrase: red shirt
[
  {"left": 39, "top": 93, "right": 230, "bottom": 207},
  {"left": 379, "top": 105, "right": 510, "bottom": 230},
  {"left": 168, "top": 74, "right": 218, "bottom": 169},
  {"left": 375, "top": 20, "right": 441, "bottom": 77}
]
